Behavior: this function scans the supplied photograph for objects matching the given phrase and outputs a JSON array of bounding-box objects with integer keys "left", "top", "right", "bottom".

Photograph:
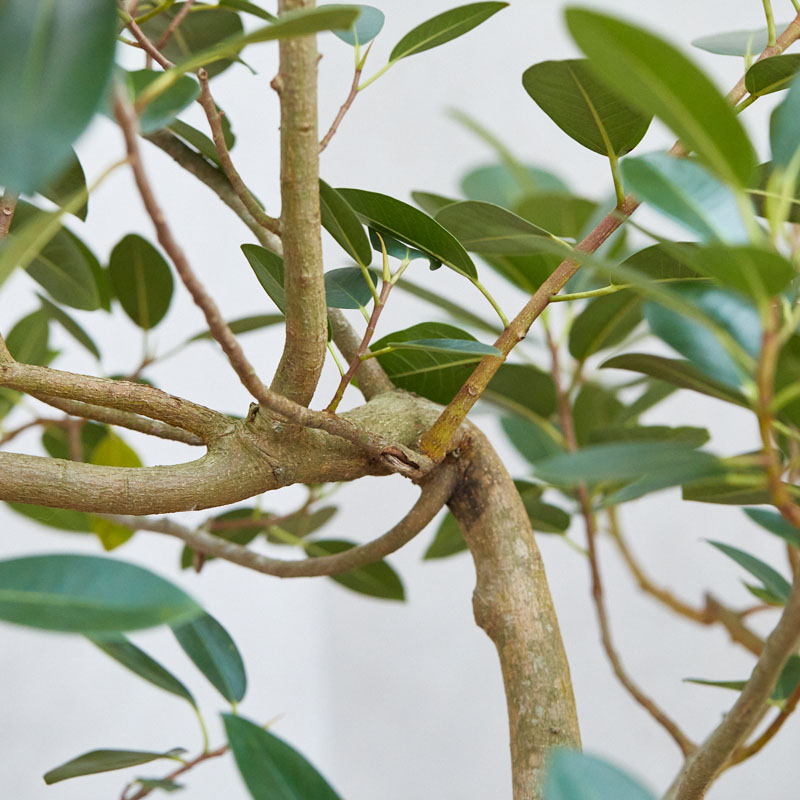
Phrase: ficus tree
[{"left": 2, "top": 0, "right": 800, "bottom": 798}]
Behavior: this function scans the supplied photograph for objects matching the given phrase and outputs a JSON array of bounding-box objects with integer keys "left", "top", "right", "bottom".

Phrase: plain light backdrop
[{"left": 1, "top": 1, "right": 798, "bottom": 798}]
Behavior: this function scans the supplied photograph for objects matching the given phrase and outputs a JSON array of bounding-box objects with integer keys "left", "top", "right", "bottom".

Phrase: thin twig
[
  {"left": 196, "top": 70, "right": 280, "bottom": 234},
  {"left": 127, "top": 18, "right": 174, "bottom": 69},
  {"left": 319, "top": 44, "right": 371, "bottom": 152},
  {"left": 547, "top": 327, "right": 695, "bottom": 757},
  {"left": 0, "top": 416, "right": 68, "bottom": 448},
  {"left": 155, "top": 0, "right": 195, "bottom": 50},
  {"left": 0, "top": 191, "right": 18, "bottom": 239}
]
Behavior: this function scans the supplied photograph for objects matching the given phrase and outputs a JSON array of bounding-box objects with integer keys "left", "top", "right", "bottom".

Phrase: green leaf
[
  {"left": 601, "top": 353, "right": 748, "bottom": 406},
  {"left": 44, "top": 748, "right": 185, "bottom": 785},
  {"left": 268, "top": 506, "right": 338, "bottom": 544},
  {"left": 389, "top": 2, "right": 508, "bottom": 62},
  {"left": 41, "top": 422, "right": 107, "bottom": 462},
  {"left": 682, "top": 473, "right": 798, "bottom": 506},
  {"left": 37, "top": 294, "right": 100, "bottom": 360},
  {"left": 368, "top": 228, "right": 431, "bottom": 265},
  {"left": 514, "top": 192, "right": 598, "bottom": 238},
  {"left": 709, "top": 540, "right": 792, "bottom": 603},
  {"left": 337, "top": 188, "right": 477, "bottom": 278},
  {"left": 6, "top": 502, "right": 91, "bottom": 533},
  {"left": 460, "top": 163, "right": 568, "bottom": 207},
  {"left": 0, "top": 0, "right": 118, "bottom": 193},
  {"left": 5, "top": 309, "right": 51, "bottom": 366},
  {"left": 566, "top": 8, "right": 755, "bottom": 186},
  {"left": 332, "top": 4, "right": 384, "bottom": 46},
  {"left": 533, "top": 441, "right": 720, "bottom": 487},
  {"left": 188, "top": 313, "right": 284, "bottom": 342},
  {"left": 218, "top": 0, "right": 277, "bottom": 21},
  {"left": 411, "top": 191, "right": 458, "bottom": 216},
  {"left": 643, "top": 286, "right": 760, "bottom": 388},
  {"left": 169, "top": 114, "right": 235, "bottom": 166},
  {"left": 132, "top": 778, "right": 184, "bottom": 793},
  {"left": 223, "top": 714, "right": 341, "bottom": 800},
  {"left": 620, "top": 153, "right": 749, "bottom": 243},
  {"left": 181, "top": 506, "right": 269, "bottom": 568},
  {"left": 109, "top": 234, "right": 174, "bottom": 330},
  {"left": 522, "top": 59, "right": 650, "bottom": 157},
  {"left": 372, "top": 322, "right": 485, "bottom": 404},
  {"left": 572, "top": 383, "right": 625, "bottom": 446},
  {"left": 771, "top": 73, "right": 800, "bottom": 169},
  {"left": 692, "top": 25, "right": 782, "bottom": 57},
  {"left": 501, "top": 417, "right": 563, "bottom": 464},
  {"left": 305, "top": 539, "right": 405, "bottom": 601},
  {"left": 382, "top": 338, "right": 501, "bottom": 357},
  {"left": 483, "top": 363, "right": 557, "bottom": 419},
  {"left": 435, "top": 200, "right": 558, "bottom": 255},
  {"left": 0, "top": 554, "right": 202, "bottom": 632},
  {"left": 172, "top": 612, "right": 246, "bottom": 703},
  {"left": 588, "top": 424, "right": 709, "bottom": 448},
  {"left": 88, "top": 634, "right": 196, "bottom": 706},
  {"left": 522, "top": 496, "right": 571, "bottom": 533},
  {"left": 745, "top": 54, "right": 800, "bottom": 96},
  {"left": 241, "top": 244, "right": 285, "bottom": 313},
  {"left": 140, "top": 2, "right": 244, "bottom": 79},
  {"left": 0, "top": 389, "right": 19, "bottom": 423},
  {"left": 324, "top": 267, "right": 377, "bottom": 309},
  {"left": 568, "top": 290, "right": 642, "bottom": 361},
  {"left": 544, "top": 749, "right": 655, "bottom": 800},
  {"left": 127, "top": 69, "right": 200, "bottom": 134},
  {"left": 744, "top": 508, "right": 800, "bottom": 548},
  {"left": 319, "top": 180, "right": 372, "bottom": 266},
  {"left": 424, "top": 512, "right": 467, "bottom": 559},
  {"left": 38, "top": 149, "right": 88, "bottom": 221}
]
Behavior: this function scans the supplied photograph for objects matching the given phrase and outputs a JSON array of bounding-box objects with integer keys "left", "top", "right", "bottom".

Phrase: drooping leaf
[
  {"left": 37, "top": 294, "right": 100, "bottom": 360},
  {"left": 126, "top": 69, "right": 200, "bottom": 135},
  {"left": 0, "top": 554, "right": 202, "bottom": 632},
  {"left": 544, "top": 749, "right": 655, "bottom": 800},
  {"left": 745, "top": 54, "right": 800, "bottom": 96},
  {"left": 566, "top": 9, "right": 756, "bottom": 185},
  {"left": 319, "top": 180, "right": 372, "bottom": 266},
  {"left": 501, "top": 417, "right": 564, "bottom": 464},
  {"left": 44, "top": 748, "right": 185, "bottom": 785},
  {"left": 305, "top": 539, "right": 404, "bottom": 601},
  {"left": 709, "top": 540, "right": 792, "bottom": 603},
  {"left": 5, "top": 309, "right": 52, "bottom": 366},
  {"left": 332, "top": 4, "right": 384, "bottom": 46},
  {"left": 172, "top": 612, "right": 246, "bottom": 704},
  {"left": 337, "top": 188, "right": 477, "bottom": 278},
  {"left": 324, "top": 267, "right": 378, "bottom": 308},
  {"left": 389, "top": 2, "right": 508, "bottom": 62},
  {"left": 620, "top": 153, "right": 750, "bottom": 243},
  {"left": 241, "top": 244, "right": 285, "bottom": 313},
  {"left": 568, "top": 290, "right": 642, "bottom": 361},
  {"left": 460, "top": 163, "right": 569, "bottom": 207},
  {"left": 744, "top": 508, "right": 800, "bottom": 548},
  {"left": 88, "top": 634, "right": 196, "bottom": 706},
  {"left": 483, "top": 363, "right": 557, "bottom": 419},
  {"left": 223, "top": 714, "right": 341, "bottom": 800},
  {"left": 0, "top": 0, "right": 118, "bottom": 193},
  {"left": 38, "top": 149, "right": 88, "bottom": 221},
  {"left": 522, "top": 59, "right": 651, "bottom": 157},
  {"left": 109, "top": 234, "right": 174, "bottom": 329},
  {"left": 692, "top": 25, "right": 780, "bottom": 57},
  {"left": 770, "top": 72, "right": 800, "bottom": 169}
]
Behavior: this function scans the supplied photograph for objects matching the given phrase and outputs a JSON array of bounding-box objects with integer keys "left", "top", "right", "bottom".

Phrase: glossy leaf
[
  {"left": 37, "top": 294, "right": 100, "bottom": 360},
  {"left": 39, "top": 149, "right": 88, "bottom": 221},
  {"left": 567, "top": 9, "right": 755, "bottom": 185},
  {"left": 0, "top": 0, "right": 118, "bottom": 193},
  {"left": 709, "top": 541, "right": 792, "bottom": 603},
  {"left": 621, "top": 153, "right": 749, "bottom": 243},
  {"left": 692, "top": 25, "right": 778, "bottom": 57},
  {"left": 337, "top": 188, "right": 477, "bottom": 278},
  {"left": 127, "top": 69, "right": 200, "bottom": 134},
  {"left": 383, "top": 338, "right": 501, "bottom": 357},
  {"left": 5, "top": 309, "right": 51, "bottom": 366},
  {"left": 544, "top": 749, "right": 655, "bottom": 800},
  {"left": 744, "top": 508, "right": 800, "bottom": 548},
  {"left": 332, "top": 4, "right": 384, "bottom": 46},
  {"left": 224, "top": 714, "right": 341, "bottom": 800},
  {"left": 771, "top": 72, "right": 800, "bottom": 168},
  {"left": 746, "top": 54, "right": 800, "bottom": 96},
  {"left": 460, "top": 163, "right": 568, "bottom": 207},
  {"left": 109, "top": 234, "right": 174, "bottom": 329},
  {"left": 0, "top": 554, "right": 202, "bottom": 632},
  {"left": 522, "top": 59, "right": 650, "bottom": 157},
  {"left": 241, "top": 244, "right": 286, "bottom": 313},
  {"left": 389, "top": 2, "right": 508, "bottom": 62},
  {"left": 568, "top": 290, "right": 642, "bottom": 361},
  {"left": 501, "top": 417, "right": 563, "bottom": 464},
  {"left": 368, "top": 228, "right": 430, "bottom": 264},
  {"left": 514, "top": 193, "right": 597, "bottom": 238},
  {"left": 306, "top": 540, "right": 404, "bottom": 601},
  {"left": 483, "top": 363, "right": 557, "bottom": 419},
  {"left": 172, "top": 612, "right": 246, "bottom": 703},
  {"left": 44, "top": 748, "right": 185, "bottom": 785},
  {"left": 372, "top": 322, "right": 485, "bottom": 404},
  {"left": 601, "top": 353, "right": 748, "bottom": 406},
  {"left": 320, "top": 180, "right": 372, "bottom": 266},
  {"left": 219, "top": 0, "right": 277, "bottom": 21},
  {"left": 88, "top": 634, "right": 196, "bottom": 706},
  {"left": 324, "top": 267, "right": 378, "bottom": 308}
]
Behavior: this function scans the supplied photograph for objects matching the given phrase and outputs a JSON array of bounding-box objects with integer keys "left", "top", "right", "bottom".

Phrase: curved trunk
[{"left": 449, "top": 428, "right": 580, "bottom": 799}]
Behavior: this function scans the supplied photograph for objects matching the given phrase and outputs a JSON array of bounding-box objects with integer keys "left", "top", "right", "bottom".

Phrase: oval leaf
[
  {"left": 241, "top": 244, "right": 285, "bottom": 313},
  {"left": 568, "top": 290, "right": 642, "bottom": 361},
  {"left": 320, "top": 180, "right": 372, "bottom": 266},
  {"left": 324, "top": 267, "right": 377, "bottom": 308},
  {"left": 483, "top": 362, "right": 557, "bottom": 418},
  {"left": 692, "top": 25, "right": 779, "bottom": 57},
  {"left": 745, "top": 54, "right": 800, "bottom": 96},
  {"left": 332, "top": 4, "right": 384, "bottom": 46},
  {"left": 44, "top": 748, "right": 185, "bottom": 785},
  {"left": 545, "top": 750, "right": 655, "bottom": 800},
  {"left": 127, "top": 69, "right": 201, "bottom": 134}
]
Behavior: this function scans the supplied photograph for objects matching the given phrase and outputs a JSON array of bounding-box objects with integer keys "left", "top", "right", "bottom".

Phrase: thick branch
[{"left": 270, "top": 0, "right": 328, "bottom": 405}]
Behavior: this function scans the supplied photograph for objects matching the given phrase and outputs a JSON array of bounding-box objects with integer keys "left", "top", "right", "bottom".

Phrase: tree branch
[
  {"left": 319, "top": 45, "right": 369, "bottom": 152},
  {"left": 0, "top": 191, "right": 18, "bottom": 239}
]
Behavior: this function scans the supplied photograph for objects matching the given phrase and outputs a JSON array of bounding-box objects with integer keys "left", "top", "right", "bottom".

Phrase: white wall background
[{"left": 1, "top": 1, "right": 799, "bottom": 798}]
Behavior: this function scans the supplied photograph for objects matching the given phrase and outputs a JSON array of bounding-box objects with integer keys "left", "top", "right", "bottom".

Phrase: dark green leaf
[
  {"left": 522, "top": 59, "right": 650, "bottom": 157},
  {"left": 544, "top": 749, "right": 655, "bottom": 800},
  {"left": 88, "top": 634, "right": 196, "bottom": 706},
  {"left": 424, "top": 512, "right": 467, "bottom": 559},
  {"left": 620, "top": 153, "right": 749, "bottom": 243},
  {"left": 483, "top": 363, "right": 557, "bottom": 419},
  {"left": 169, "top": 114, "right": 235, "bottom": 165},
  {"left": 460, "top": 163, "right": 568, "bottom": 207},
  {"left": 389, "top": 2, "right": 508, "bottom": 62},
  {"left": 589, "top": 424, "right": 709, "bottom": 447},
  {"left": 616, "top": 380, "right": 677, "bottom": 422},
  {"left": 501, "top": 417, "right": 563, "bottom": 464},
  {"left": 368, "top": 228, "right": 431, "bottom": 265},
  {"left": 382, "top": 338, "right": 501, "bottom": 357},
  {"left": 744, "top": 508, "right": 800, "bottom": 548},
  {"left": 337, "top": 188, "right": 477, "bottom": 278},
  {"left": 306, "top": 539, "right": 404, "bottom": 601},
  {"left": 692, "top": 25, "right": 779, "bottom": 57},
  {"left": 319, "top": 180, "right": 372, "bottom": 266},
  {"left": 435, "top": 200, "right": 557, "bottom": 255},
  {"left": 0, "top": 0, "right": 118, "bottom": 193},
  {"left": 514, "top": 193, "right": 597, "bottom": 239},
  {"left": 241, "top": 244, "right": 285, "bottom": 313},
  {"left": 109, "top": 234, "right": 174, "bottom": 329},
  {"left": 127, "top": 70, "right": 200, "bottom": 134},
  {"left": 771, "top": 73, "right": 800, "bottom": 168},
  {"left": 224, "top": 714, "right": 341, "bottom": 800},
  {"left": 411, "top": 191, "right": 458, "bottom": 216},
  {"left": 41, "top": 422, "right": 107, "bottom": 462},
  {"left": 567, "top": 9, "right": 755, "bottom": 185},
  {"left": 572, "top": 382, "right": 625, "bottom": 446},
  {"left": 181, "top": 506, "right": 268, "bottom": 568},
  {"left": 268, "top": 506, "right": 338, "bottom": 544},
  {"left": 325, "top": 267, "right": 378, "bottom": 309},
  {"left": 522, "top": 496, "right": 571, "bottom": 533},
  {"left": 172, "top": 612, "right": 246, "bottom": 703},
  {"left": 709, "top": 540, "right": 792, "bottom": 602},
  {"left": 0, "top": 388, "right": 19, "bottom": 421},
  {"left": 0, "top": 554, "right": 202, "bottom": 632},
  {"left": 6, "top": 502, "right": 91, "bottom": 533},
  {"left": 37, "top": 294, "right": 100, "bottom": 359},
  {"left": 332, "top": 4, "right": 384, "bottom": 46},
  {"left": 133, "top": 778, "right": 184, "bottom": 793},
  {"left": 38, "top": 149, "right": 88, "bottom": 221},
  {"left": 746, "top": 54, "right": 800, "bottom": 96},
  {"left": 6, "top": 309, "right": 51, "bottom": 366},
  {"left": 44, "top": 748, "right": 185, "bottom": 785},
  {"left": 682, "top": 473, "right": 800, "bottom": 505},
  {"left": 219, "top": 0, "right": 277, "bottom": 21},
  {"left": 568, "top": 291, "right": 642, "bottom": 361}
]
